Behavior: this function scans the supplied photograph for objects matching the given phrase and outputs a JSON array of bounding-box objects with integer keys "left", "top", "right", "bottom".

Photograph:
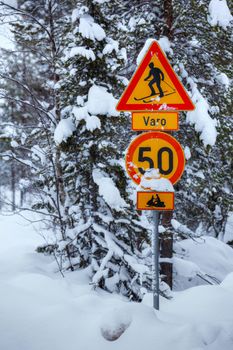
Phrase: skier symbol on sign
[
  {"left": 134, "top": 63, "right": 176, "bottom": 103},
  {"left": 145, "top": 63, "right": 164, "bottom": 98},
  {"left": 116, "top": 41, "right": 195, "bottom": 112}
]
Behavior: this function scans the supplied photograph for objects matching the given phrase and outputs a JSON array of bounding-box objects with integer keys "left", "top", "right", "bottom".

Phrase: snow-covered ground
[{"left": 0, "top": 214, "right": 233, "bottom": 350}]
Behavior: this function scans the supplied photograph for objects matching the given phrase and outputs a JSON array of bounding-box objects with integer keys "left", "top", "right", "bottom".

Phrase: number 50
[{"left": 138, "top": 146, "right": 173, "bottom": 175}]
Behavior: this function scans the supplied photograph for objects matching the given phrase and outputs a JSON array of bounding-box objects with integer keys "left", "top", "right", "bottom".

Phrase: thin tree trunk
[
  {"left": 11, "top": 162, "right": 16, "bottom": 211},
  {"left": 163, "top": 0, "right": 173, "bottom": 38}
]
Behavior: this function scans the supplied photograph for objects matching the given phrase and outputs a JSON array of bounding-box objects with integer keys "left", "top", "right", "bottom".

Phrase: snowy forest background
[
  {"left": 0, "top": 0, "right": 233, "bottom": 296},
  {"left": 0, "top": 1, "right": 233, "bottom": 347}
]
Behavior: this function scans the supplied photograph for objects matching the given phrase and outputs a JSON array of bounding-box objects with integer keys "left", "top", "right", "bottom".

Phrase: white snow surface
[
  {"left": 136, "top": 37, "right": 172, "bottom": 66},
  {"left": 87, "top": 85, "right": 119, "bottom": 116},
  {"left": 208, "top": 0, "right": 233, "bottom": 30},
  {"left": 54, "top": 117, "right": 76, "bottom": 145},
  {"left": 0, "top": 2, "right": 16, "bottom": 50},
  {"left": 174, "top": 236, "right": 233, "bottom": 289},
  {"left": 173, "top": 257, "right": 201, "bottom": 278},
  {"left": 216, "top": 72, "right": 230, "bottom": 89},
  {"left": 179, "top": 63, "right": 217, "bottom": 147},
  {"left": 224, "top": 212, "right": 233, "bottom": 243},
  {"left": 92, "top": 168, "right": 128, "bottom": 211},
  {"left": 68, "top": 46, "right": 96, "bottom": 61},
  {"left": 70, "top": 85, "right": 119, "bottom": 133},
  {"left": 184, "top": 145, "right": 191, "bottom": 160},
  {"left": 158, "top": 36, "right": 173, "bottom": 55},
  {"left": 136, "top": 38, "right": 155, "bottom": 65},
  {"left": 0, "top": 214, "right": 233, "bottom": 349},
  {"left": 85, "top": 115, "right": 101, "bottom": 131},
  {"left": 79, "top": 15, "right": 106, "bottom": 41},
  {"left": 139, "top": 169, "right": 174, "bottom": 191}
]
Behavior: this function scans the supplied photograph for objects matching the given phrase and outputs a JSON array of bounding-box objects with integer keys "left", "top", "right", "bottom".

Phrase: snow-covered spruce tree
[
  {"left": 55, "top": 2, "right": 152, "bottom": 299},
  {"left": 169, "top": 0, "right": 233, "bottom": 238},
  {"left": 104, "top": 0, "right": 233, "bottom": 287},
  {"left": 119, "top": 0, "right": 232, "bottom": 238}
]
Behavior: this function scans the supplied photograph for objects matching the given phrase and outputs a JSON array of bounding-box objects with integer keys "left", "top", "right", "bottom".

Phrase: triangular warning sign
[{"left": 116, "top": 41, "right": 195, "bottom": 112}]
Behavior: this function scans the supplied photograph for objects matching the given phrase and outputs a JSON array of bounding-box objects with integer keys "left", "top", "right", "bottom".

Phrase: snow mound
[
  {"left": 100, "top": 307, "right": 132, "bottom": 341},
  {"left": 158, "top": 36, "right": 173, "bottom": 55},
  {"left": 173, "top": 257, "right": 201, "bottom": 279},
  {"left": 71, "top": 85, "right": 119, "bottom": 132},
  {"left": 87, "top": 85, "right": 119, "bottom": 116},
  {"left": 137, "top": 38, "right": 172, "bottom": 66},
  {"left": 136, "top": 38, "right": 155, "bottom": 65},
  {"left": 69, "top": 46, "right": 96, "bottom": 61},
  {"left": 139, "top": 169, "right": 174, "bottom": 191},
  {"left": 180, "top": 67, "right": 217, "bottom": 146},
  {"left": 54, "top": 118, "right": 76, "bottom": 145},
  {"left": 224, "top": 212, "right": 233, "bottom": 243},
  {"left": 1, "top": 215, "right": 233, "bottom": 350},
  {"left": 184, "top": 146, "right": 191, "bottom": 160},
  {"left": 220, "top": 272, "right": 233, "bottom": 292},
  {"left": 103, "top": 38, "right": 119, "bottom": 55},
  {"left": 93, "top": 168, "right": 128, "bottom": 211},
  {"left": 79, "top": 15, "right": 106, "bottom": 41},
  {"left": 175, "top": 236, "right": 233, "bottom": 286},
  {"left": 208, "top": 0, "right": 233, "bottom": 30},
  {"left": 85, "top": 115, "right": 101, "bottom": 131},
  {"left": 216, "top": 72, "right": 230, "bottom": 89},
  {"left": 186, "top": 93, "right": 217, "bottom": 147}
]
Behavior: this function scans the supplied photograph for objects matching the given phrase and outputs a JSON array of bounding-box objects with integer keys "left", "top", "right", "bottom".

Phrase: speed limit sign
[{"left": 125, "top": 131, "right": 185, "bottom": 185}]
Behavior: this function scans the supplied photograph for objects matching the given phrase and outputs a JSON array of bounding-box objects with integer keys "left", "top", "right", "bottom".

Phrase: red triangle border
[{"left": 116, "top": 41, "right": 195, "bottom": 112}]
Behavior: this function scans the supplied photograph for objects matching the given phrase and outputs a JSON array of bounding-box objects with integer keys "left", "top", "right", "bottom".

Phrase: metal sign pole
[{"left": 152, "top": 210, "right": 160, "bottom": 310}]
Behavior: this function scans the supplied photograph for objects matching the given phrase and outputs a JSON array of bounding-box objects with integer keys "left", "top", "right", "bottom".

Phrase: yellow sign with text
[
  {"left": 137, "top": 192, "right": 174, "bottom": 211},
  {"left": 132, "top": 112, "right": 178, "bottom": 131}
]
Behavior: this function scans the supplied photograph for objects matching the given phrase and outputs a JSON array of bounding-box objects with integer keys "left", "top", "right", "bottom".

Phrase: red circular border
[{"left": 126, "top": 132, "right": 185, "bottom": 185}]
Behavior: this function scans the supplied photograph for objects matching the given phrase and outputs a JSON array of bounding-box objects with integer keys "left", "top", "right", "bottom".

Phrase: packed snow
[
  {"left": 56, "top": 85, "right": 119, "bottom": 142},
  {"left": 85, "top": 115, "right": 101, "bottom": 131},
  {"left": 179, "top": 63, "right": 217, "bottom": 147},
  {"left": 208, "top": 0, "right": 233, "bottom": 30},
  {"left": 68, "top": 46, "right": 96, "bottom": 61},
  {"left": 184, "top": 145, "right": 191, "bottom": 160},
  {"left": 54, "top": 117, "right": 76, "bottom": 145},
  {"left": 136, "top": 38, "right": 155, "bottom": 65},
  {"left": 158, "top": 36, "right": 173, "bottom": 55},
  {"left": 0, "top": 214, "right": 233, "bottom": 349},
  {"left": 87, "top": 85, "right": 119, "bottom": 116},
  {"left": 103, "top": 38, "right": 119, "bottom": 55},
  {"left": 79, "top": 15, "right": 106, "bottom": 41},
  {"left": 174, "top": 236, "right": 233, "bottom": 290},
  {"left": 224, "top": 212, "right": 233, "bottom": 243},
  {"left": 216, "top": 72, "right": 230, "bottom": 89},
  {"left": 137, "top": 38, "right": 172, "bottom": 66},
  {"left": 0, "top": 1, "right": 16, "bottom": 50},
  {"left": 139, "top": 168, "right": 174, "bottom": 192},
  {"left": 92, "top": 168, "right": 128, "bottom": 211}
]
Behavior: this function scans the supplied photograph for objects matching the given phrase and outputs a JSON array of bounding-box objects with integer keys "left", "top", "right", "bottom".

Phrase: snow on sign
[
  {"left": 126, "top": 132, "right": 185, "bottom": 185},
  {"left": 116, "top": 41, "right": 195, "bottom": 111},
  {"left": 137, "top": 192, "right": 174, "bottom": 211}
]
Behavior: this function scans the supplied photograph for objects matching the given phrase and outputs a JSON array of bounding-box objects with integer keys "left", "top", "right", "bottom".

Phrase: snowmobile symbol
[{"left": 146, "top": 194, "right": 166, "bottom": 208}]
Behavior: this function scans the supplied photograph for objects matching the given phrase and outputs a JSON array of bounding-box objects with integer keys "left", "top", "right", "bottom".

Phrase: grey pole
[{"left": 152, "top": 210, "right": 160, "bottom": 310}]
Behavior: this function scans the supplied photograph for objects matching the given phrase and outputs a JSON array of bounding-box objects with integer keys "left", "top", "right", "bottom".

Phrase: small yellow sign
[
  {"left": 132, "top": 112, "right": 178, "bottom": 131},
  {"left": 137, "top": 192, "right": 174, "bottom": 211}
]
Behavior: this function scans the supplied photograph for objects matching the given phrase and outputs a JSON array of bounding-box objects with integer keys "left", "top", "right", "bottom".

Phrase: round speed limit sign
[{"left": 126, "top": 131, "right": 185, "bottom": 185}]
